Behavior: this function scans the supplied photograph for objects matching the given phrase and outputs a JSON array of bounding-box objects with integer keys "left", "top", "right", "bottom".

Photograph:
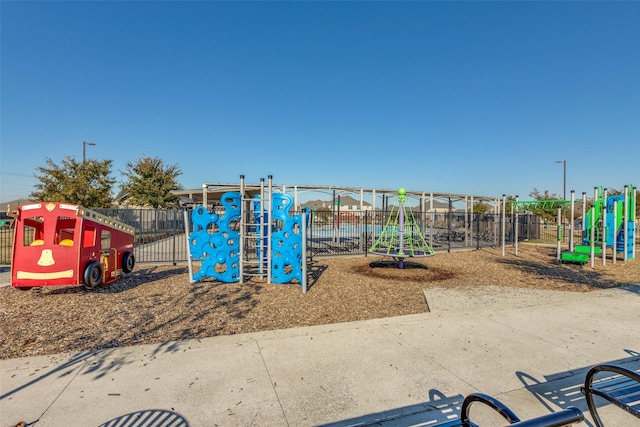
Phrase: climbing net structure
[{"left": 369, "top": 188, "right": 435, "bottom": 268}]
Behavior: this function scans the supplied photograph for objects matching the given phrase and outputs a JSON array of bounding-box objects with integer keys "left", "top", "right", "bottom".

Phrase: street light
[
  {"left": 555, "top": 160, "right": 566, "bottom": 201},
  {"left": 83, "top": 141, "right": 96, "bottom": 162}
]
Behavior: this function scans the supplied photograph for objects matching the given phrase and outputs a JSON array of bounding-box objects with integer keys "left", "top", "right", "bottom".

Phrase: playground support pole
[
  {"left": 239, "top": 175, "right": 246, "bottom": 284},
  {"left": 582, "top": 192, "right": 587, "bottom": 239},
  {"left": 613, "top": 199, "right": 617, "bottom": 264},
  {"left": 602, "top": 188, "right": 607, "bottom": 266},
  {"left": 447, "top": 197, "right": 452, "bottom": 253},
  {"left": 399, "top": 199, "right": 405, "bottom": 267},
  {"left": 184, "top": 209, "right": 195, "bottom": 284},
  {"left": 631, "top": 186, "right": 637, "bottom": 260},
  {"left": 570, "top": 191, "right": 575, "bottom": 252},
  {"left": 202, "top": 183, "right": 208, "bottom": 208},
  {"left": 464, "top": 196, "right": 467, "bottom": 247},
  {"left": 501, "top": 195, "right": 506, "bottom": 256},
  {"left": 469, "top": 196, "right": 474, "bottom": 248},
  {"left": 371, "top": 189, "right": 376, "bottom": 243},
  {"left": 267, "top": 175, "right": 273, "bottom": 285},
  {"left": 557, "top": 207, "right": 562, "bottom": 262},
  {"left": 494, "top": 198, "right": 499, "bottom": 247},
  {"left": 590, "top": 187, "right": 596, "bottom": 268},
  {"left": 259, "top": 177, "right": 266, "bottom": 279},
  {"left": 464, "top": 196, "right": 468, "bottom": 247},
  {"left": 301, "top": 208, "right": 307, "bottom": 294},
  {"left": 514, "top": 196, "right": 519, "bottom": 256},
  {"left": 582, "top": 192, "right": 587, "bottom": 257},
  {"left": 623, "top": 185, "right": 629, "bottom": 262},
  {"left": 332, "top": 190, "right": 337, "bottom": 244},
  {"left": 420, "top": 193, "right": 426, "bottom": 238}
]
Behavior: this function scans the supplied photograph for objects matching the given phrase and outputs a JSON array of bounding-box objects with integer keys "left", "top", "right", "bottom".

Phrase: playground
[{"left": 1, "top": 243, "right": 638, "bottom": 360}]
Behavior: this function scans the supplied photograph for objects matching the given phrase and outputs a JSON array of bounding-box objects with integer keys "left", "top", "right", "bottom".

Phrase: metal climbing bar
[{"left": 511, "top": 200, "right": 572, "bottom": 211}]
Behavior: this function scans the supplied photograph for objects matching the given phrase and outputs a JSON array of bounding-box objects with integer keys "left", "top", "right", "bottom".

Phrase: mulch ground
[{"left": 1, "top": 245, "right": 638, "bottom": 360}]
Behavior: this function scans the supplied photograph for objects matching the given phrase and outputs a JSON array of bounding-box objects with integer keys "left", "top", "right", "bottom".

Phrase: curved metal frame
[
  {"left": 460, "top": 393, "right": 521, "bottom": 425},
  {"left": 460, "top": 392, "right": 583, "bottom": 427},
  {"left": 583, "top": 363, "right": 640, "bottom": 427}
]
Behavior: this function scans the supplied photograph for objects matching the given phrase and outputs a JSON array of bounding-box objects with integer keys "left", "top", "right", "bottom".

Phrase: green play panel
[
  {"left": 560, "top": 251, "right": 589, "bottom": 265},
  {"left": 574, "top": 245, "right": 601, "bottom": 254}
]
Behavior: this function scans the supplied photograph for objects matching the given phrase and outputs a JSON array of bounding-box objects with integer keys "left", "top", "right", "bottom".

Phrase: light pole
[
  {"left": 83, "top": 141, "right": 96, "bottom": 162},
  {"left": 555, "top": 160, "right": 566, "bottom": 201}
]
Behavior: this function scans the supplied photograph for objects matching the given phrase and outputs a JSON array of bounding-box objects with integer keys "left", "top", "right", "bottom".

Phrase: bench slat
[
  {"left": 591, "top": 376, "right": 640, "bottom": 411},
  {"left": 583, "top": 363, "right": 640, "bottom": 427}
]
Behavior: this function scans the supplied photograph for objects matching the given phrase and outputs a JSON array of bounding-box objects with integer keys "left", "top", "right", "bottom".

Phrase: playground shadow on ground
[
  {"left": 306, "top": 260, "right": 328, "bottom": 291},
  {"left": 517, "top": 349, "right": 640, "bottom": 417},
  {"left": 1, "top": 341, "right": 194, "bottom": 422},
  {"left": 496, "top": 256, "right": 636, "bottom": 289},
  {"left": 369, "top": 260, "right": 429, "bottom": 270},
  {"left": 318, "top": 390, "right": 465, "bottom": 426},
  {"left": 97, "top": 266, "right": 188, "bottom": 294},
  {"left": 34, "top": 266, "right": 188, "bottom": 295}
]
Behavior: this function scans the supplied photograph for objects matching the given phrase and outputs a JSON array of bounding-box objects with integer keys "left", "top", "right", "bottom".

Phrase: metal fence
[
  {"left": 109, "top": 208, "right": 511, "bottom": 261},
  {"left": 308, "top": 210, "right": 502, "bottom": 257},
  {"left": 1, "top": 208, "right": 637, "bottom": 265}
]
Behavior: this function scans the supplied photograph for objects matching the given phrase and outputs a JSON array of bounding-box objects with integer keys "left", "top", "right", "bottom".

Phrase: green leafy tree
[
  {"left": 30, "top": 156, "right": 115, "bottom": 207},
  {"left": 528, "top": 188, "right": 562, "bottom": 202},
  {"left": 120, "top": 156, "right": 183, "bottom": 208},
  {"left": 473, "top": 200, "right": 491, "bottom": 214}
]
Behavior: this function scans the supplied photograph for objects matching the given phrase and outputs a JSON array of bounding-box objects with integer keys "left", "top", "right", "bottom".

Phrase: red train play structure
[{"left": 10, "top": 202, "right": 135, "bottom": 290}]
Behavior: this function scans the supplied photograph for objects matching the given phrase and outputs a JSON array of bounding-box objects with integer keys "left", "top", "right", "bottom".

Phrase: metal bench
[
  {"left": 438, "top": 393, "right": 583, "bottom": 427},
  {"left": 582, "top": 363, "right": 640, "bottom": 427}
]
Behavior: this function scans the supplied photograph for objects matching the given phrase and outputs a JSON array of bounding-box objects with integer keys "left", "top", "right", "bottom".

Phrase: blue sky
[{"left": 1, "top": 1, "right": 639, "bottom": 204}]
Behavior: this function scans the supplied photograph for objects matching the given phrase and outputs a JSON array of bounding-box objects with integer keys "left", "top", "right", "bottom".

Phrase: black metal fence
[
  {"left": 308, "top": 210, "right": 502, "bottom": 257},
  {"left": 1, "top": 208, "right": 637, "bottom": 265}
]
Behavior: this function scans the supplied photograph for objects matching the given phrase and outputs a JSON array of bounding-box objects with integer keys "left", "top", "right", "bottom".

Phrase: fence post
[
  {"left": 172, "top": 209, "right": 177, "bottom": 265},
  {"left": 501, "top": 195, "right": 506, "bottom": 256},
  {"left": 515, "top": 196, "right": 519, "bottom": 256},
  {"left": 476, "top": 213, "right": 480, "bottom": 250},
  {"left": 364, "top": 210, "right": 369, "bottom": 256},
  {"left": 136, "top": 208, "right": 142, "bottom": 262},
  {"left": 556, "top": 207, "right": 562, "bottom": 262},
  {"left": 447, "top": 197, "right": 452, "bottom": 253}
]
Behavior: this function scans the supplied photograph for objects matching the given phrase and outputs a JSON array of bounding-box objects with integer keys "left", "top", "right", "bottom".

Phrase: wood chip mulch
[{"left": 1, "top": 245, "right": 638, "bottom": 360}]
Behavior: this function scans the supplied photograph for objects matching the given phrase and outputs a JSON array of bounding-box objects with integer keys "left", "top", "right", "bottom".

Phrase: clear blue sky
[{"left": 2, "top": 1, "right": 639, "bottom": 204}]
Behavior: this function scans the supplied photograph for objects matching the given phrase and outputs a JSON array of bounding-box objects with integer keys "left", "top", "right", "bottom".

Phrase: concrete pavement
[{"left": 1, "top": 272, "right": 639, "bottom": 426}]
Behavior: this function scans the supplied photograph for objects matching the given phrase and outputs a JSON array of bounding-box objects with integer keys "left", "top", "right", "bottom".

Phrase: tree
[
  {"left": 473, "top": 200, "right": 491, "bottom": 214},
  {"left": 30, "top": 156, "right": 116, "bottom": 207},
  {"left": 528, "top": 188, "right": 562, "bottom": 202},
  {"left": 120, "top": 156, "right": 183, "bottom": 208}
]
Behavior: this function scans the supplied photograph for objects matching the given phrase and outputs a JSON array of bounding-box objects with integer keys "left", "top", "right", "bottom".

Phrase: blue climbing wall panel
[
  {"left": 189, "top": 192, "right": 240, "bottom": 283},
  {"left": 270, "top": 193, "right": 304, "bottom": 284},
  {"left": 188, "top": 191, "right": 306, "bottom": 285}
]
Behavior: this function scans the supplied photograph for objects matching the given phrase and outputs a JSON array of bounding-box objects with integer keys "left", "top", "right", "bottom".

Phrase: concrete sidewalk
[
  {"left": 1, "top": 283, "right": 639, "bottom": 426},
  {"left": 0, "top": 266, "right": 10, "bottom": 288}
]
